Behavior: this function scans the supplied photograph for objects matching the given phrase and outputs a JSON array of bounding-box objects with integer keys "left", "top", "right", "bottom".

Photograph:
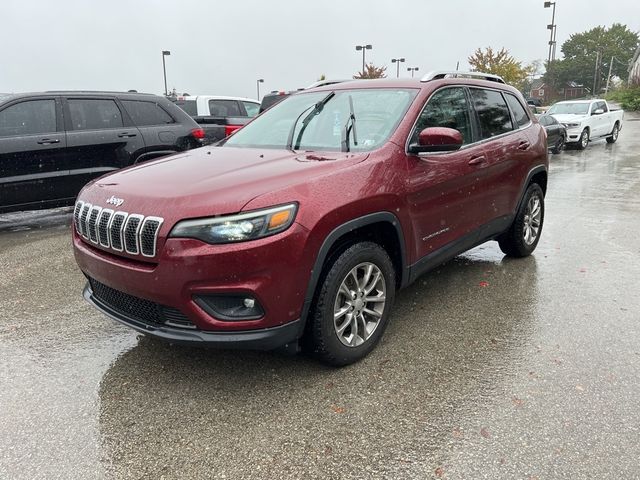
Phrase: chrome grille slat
[
  {"left": 109, "top": 212, "right": 128, "bottom": 252},
  {"left": 73, "top": 201, "right": 84, "bottom": 234},
  {"left": 74, "top": 201, "right": 163, "bottom": 258},
  {"left": 79, "top": 203, "right": 92, "bottom": 238},
  {"left": 97, "top": 209, "right": 114, "bottom": 247},
  {"left": 124, "top": 214, "right": 144, "bottom": 255},
  {"left": 88, "top": 206, "right": 102, "bottom": 244},
  {"left": 139, "top": 217, "right": 164, "bottom": 258}
]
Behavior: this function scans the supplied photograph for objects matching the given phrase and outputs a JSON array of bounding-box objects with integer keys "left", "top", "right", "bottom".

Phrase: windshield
[
  {"left": 546, "top": 102, "right": 590, "bottom": 115},
  {"left": 225, "top": 88, "right": 417, "bottom": 152}
]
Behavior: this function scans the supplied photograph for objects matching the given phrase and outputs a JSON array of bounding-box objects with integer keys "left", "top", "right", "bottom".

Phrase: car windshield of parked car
[
  {"left": 546, "top": 102, "right": 590, "bottom": 115},
  {"left": 225, "top": 88, "right": 417, "bottom": 152}
]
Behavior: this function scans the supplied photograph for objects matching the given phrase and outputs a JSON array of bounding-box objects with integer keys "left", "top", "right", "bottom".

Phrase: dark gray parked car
[
  {"left": 538, "top": 114, "right": 567, "bottom": 154},
  {"left": 0, "top": 91, "right": 204, "bottom": 214}
]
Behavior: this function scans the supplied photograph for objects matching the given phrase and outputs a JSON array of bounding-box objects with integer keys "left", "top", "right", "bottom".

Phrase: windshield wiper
[
  {"left": 341, "top": 95, "right": 358, "bottom": 152},
  {"left": 286, "top": 91, "right": 335, "bottom": 151}
]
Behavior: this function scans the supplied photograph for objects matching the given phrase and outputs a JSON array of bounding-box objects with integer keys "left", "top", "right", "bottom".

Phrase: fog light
[
  {"left": 194, "top": 294, "right": 264, "bottom": 321},
  {"left": 243, "top": 298, "right": 255, "bottom": 308}
]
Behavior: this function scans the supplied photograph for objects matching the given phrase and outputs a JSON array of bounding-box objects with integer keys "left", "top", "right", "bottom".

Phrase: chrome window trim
[
  {"left": 124, "top": 214, "right": 144, "bottom": 255},
  {"left": 405, "top": 85, "right": 533, "bottom": 157},
  {"left": 139, "top": 216, "right": 164, "bottom": 258},
  {"left": 109, "top": 211, "right": 128, "bottom": 252}
]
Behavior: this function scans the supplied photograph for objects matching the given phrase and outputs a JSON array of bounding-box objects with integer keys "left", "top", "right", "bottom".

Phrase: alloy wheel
[
  {"left": 333, "top": 262, "right": 386, "bottom": 347},
  {"left": 522, "top": 194, "right": 542, "bottom": 245}
]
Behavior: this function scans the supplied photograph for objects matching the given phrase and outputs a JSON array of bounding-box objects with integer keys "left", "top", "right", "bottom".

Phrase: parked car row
[
  {"left": 0, "top": 91, "right": 204, "bottom": 213},
  {"left": 171, "top": 95, "right": 260, "bottom": 145},
  {"left": 545, "top": 99, "right": 623, "bottom": 150}
]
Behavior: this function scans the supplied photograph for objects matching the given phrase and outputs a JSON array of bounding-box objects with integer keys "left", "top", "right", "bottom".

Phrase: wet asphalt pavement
[{"left": 2, "top": 116, "right": 640, "bottom": 479}]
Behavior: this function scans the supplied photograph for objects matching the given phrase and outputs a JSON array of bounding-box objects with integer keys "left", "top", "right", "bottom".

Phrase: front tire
[
  {"left": 606, "top": 123, "right": 619, "bottom": 144},
  {"left": 310, "top": 242, "right": 395, "bottom": 366},
  {"left": 498, "top": 183, "right": 545, "bottom": 258},
  {"left": 576, "top": 128, "right": 589, "bottom": 150}
]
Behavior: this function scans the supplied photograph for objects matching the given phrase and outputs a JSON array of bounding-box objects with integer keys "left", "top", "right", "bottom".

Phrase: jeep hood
[{"left": 78, "top": 146, "right": 368, "bottom": 219}]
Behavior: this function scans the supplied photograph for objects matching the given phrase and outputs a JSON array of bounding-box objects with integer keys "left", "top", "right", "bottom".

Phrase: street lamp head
[
  {"left": 356, "top": 45, "right": 363, "bottom": 51},
  {"left": 365, "top": 44, "right": 372, "bottom": 50},
  {"left": 162, "top": 50, "right": 171, "bottom": 56},
  {"left": 257, "top": 78, "right": 264, "bottom": 83},
  {"left": 543, "top": 1, "right": 553, "bottom": 7},
  {"left": 547, "top": 24, "right": 554, "bottom": 30},
  {"left": 400, "top": 58, "right": 405, "bottom": 63}
]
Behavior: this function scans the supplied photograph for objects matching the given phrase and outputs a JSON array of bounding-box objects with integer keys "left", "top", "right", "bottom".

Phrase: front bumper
[
  {"left": 74, "top": 220, "right": 314, "bottom": 341},
  {"left": 84, "top": 283, "right": 302, "bottom": 349},
  {"left": 564, "top": 126, "right": 583, "bottom": 143}
]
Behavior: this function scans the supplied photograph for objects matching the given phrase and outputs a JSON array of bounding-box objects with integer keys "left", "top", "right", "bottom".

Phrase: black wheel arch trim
[{"left": 299, "top": 211, "right": 409, "bottom": 332}]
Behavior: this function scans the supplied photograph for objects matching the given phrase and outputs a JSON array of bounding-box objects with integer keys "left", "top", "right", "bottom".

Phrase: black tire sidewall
[{"left": 311, "top": 242, "right": 395, "bottom": 366}]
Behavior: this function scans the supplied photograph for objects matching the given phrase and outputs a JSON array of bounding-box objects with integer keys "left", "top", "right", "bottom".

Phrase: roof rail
[{"left": 421, "top": 71, "right": 506, "bottom": 84}]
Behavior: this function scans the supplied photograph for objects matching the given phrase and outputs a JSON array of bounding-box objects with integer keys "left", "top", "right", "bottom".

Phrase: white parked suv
[{"left": 546, "top": 99, "right": 623, "bottom": 150}]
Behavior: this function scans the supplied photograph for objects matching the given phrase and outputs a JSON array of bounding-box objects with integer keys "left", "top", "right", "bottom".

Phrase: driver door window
[{"left": 410, "top": 87, "right": 473, "bottom": 145}]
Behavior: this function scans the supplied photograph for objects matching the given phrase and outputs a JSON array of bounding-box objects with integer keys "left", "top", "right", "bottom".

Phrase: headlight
[
  {"left": 169, "top": 203, "right": 297, "bottom": 244},
  {"left": 565, "top": 123, "right": 580, "bottom": 128}
]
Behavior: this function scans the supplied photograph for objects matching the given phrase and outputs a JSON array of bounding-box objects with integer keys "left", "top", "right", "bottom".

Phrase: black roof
[{"left": 0, "top": 90, "right": 162, "bottom": 104}]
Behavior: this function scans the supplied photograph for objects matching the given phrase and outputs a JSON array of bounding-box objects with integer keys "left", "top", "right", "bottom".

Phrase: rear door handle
[
  {"left": 37, "top": 138, "right": 60, "bottom": 145},
  {"left": 117, "top": 132, "right": 137, "bottom": 138},
  {"left": 518, "top": 141, "right": 531, "bottom": 150},
  {"left": 468, "top": 156, "right": 486, "bottom": 166}
]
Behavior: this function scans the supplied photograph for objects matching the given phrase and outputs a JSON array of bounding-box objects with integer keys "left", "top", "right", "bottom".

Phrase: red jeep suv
[{"left": 73, "top": 72, "right": 548, "bottom": 366}]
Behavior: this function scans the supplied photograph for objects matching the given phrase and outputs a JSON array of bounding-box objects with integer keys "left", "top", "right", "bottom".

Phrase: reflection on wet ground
[{"left": 1, "top": 115, "right": 639, "bottom": 478}]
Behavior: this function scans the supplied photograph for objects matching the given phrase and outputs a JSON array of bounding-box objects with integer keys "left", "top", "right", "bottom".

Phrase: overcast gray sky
[{"left": 1, "top": 0, "right": 638, "bottom": 99}]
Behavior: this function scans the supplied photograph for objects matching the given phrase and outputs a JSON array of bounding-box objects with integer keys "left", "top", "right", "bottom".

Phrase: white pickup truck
[{"left": 546, "top": 99, "right": 624, "bottom": 150}]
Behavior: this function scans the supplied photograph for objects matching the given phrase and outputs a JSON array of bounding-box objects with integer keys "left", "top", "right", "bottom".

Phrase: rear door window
[
  {"left": 241, "top": 101, "right": 260, "bottom": 117},
  {"left": 504, "top": 94, "right": 530, "bottom": 128},
  {"left": 173, "top": 99, "right": 198, "bottom": 116},
  {"left": 0, "top": 99, "right": 57, "bottom": 136},
  {"left": 410, "top": 87, "right": 473, "bottom": 145},
  {"left": 68, "top": 99, "right": 123, "bottom": 130},
  {"left": 122, "top": 100, "right": 175, "bottom": 126},
  {"left": 209, "top": 100, "right": 242, "bottom": 117},
  {"left": 469, "top": 88, "right": 514, "bottom": 139}
]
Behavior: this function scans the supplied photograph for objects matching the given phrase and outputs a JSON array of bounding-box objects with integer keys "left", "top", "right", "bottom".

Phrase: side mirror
[
  {"left": 593, "top": 108, "right": 604, "bottom": 115},
  {"left": 408, "top": 127, "right": 463, "bottom": 154}
]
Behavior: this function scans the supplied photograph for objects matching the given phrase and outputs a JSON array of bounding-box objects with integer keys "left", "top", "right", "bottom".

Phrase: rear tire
[
  {"left": 552, "top": 135, "right": 565, "bottom": 154},
  {"left": 576, "top": 129, "right": 589, "bottom": 150},
  {"left": 498, "top": 183, "right": 545, "bottom": 258},
  {"left": 310, "top": 242, "right": 395, "bottom": 367},
  {"left": 606, "top": 123, "right": 619, "bottom": 144}
]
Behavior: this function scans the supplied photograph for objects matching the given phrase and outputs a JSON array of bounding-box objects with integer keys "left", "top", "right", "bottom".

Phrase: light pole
[
  {"left": 355, "top": 44, "right": 372, "bottom": 74},
  {"left": 256, "top": 78, "right": 264, "bottom": 100},
  {"left": 544, "top": 2, "right": 557, "bottom": 64},
  {"left": 407, "top": 66, "right": 419, "bottom": 78},
  {"left": 161, "top": 50, "right": 171, "bottom": 97},
  {"left": 391, "top": 58, "right": 405, "bottom": 78}
]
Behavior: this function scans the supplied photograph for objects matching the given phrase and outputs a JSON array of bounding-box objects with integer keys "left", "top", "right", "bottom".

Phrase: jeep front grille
[{"left": 74, "top": 200, "right": 163, "bottom": 258}]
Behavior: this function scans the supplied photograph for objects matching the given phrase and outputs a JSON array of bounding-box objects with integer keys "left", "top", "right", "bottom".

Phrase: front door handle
[
  {"left": 37, "top": 138, "right": 60, "bottom": 145},
  {"left": 468, "top": 156, "right": 486, "bottom": 166},
  {"left": 518, "top": 141, "right": 531, "bottom": 150},
  {"left": 117, "top": 132, "right": 137, "bottom": 138}
]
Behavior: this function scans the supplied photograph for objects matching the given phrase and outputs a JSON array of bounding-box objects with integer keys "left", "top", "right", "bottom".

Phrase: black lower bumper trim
[{"left": 83, "top": 283, "right": 302, "bottom": 350}]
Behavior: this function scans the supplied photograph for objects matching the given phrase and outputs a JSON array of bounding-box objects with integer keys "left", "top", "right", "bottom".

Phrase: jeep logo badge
[{"left": 106, "top": 195, "right": 124, "bottom": 207}]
